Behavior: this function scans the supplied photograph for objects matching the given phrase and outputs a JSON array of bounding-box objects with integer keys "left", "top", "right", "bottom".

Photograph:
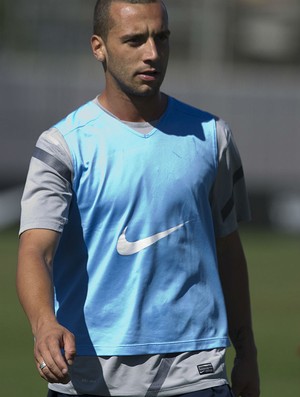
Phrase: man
[{"left": 17, "top": 1, "right": 260, "bottom": 396}]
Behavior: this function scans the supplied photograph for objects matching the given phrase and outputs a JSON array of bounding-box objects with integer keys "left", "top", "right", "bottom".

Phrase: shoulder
[
  {"left": 36, "top": 127, "right": 73, "bottom": 172},
  {"left": 169, "top": 96, "right": 217, "bottom": 123},
  {"left": 215, "top": 119, "right": 232, "bottom": 157},
  {"left": 53, "top": 99, "right": 103, "bottom": 138},
  {"left": 163, "top": 97, "right": 219, "bottom": 141}
]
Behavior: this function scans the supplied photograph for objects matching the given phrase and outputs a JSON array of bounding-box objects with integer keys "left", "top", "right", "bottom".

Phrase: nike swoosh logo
[{"left": 117, "top": 222, "right": 187, "bottom": 256}]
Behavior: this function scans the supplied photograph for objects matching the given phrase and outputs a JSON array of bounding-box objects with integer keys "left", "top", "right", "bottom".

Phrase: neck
[{"left": 98, "top": 90, "right": 168, "bottom": 122}]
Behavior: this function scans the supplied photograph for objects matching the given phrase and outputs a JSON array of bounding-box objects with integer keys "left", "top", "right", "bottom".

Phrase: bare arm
[
  {"left": 16, "top": 229, "right": 76, "bottom": 384},
  {"left": 216, "top": 230, "right": 260, "bottom": 397}
]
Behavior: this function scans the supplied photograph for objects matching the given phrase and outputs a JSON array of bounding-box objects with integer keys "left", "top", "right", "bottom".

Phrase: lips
[{"left": 137, "top": 69, "right": 160, "bottom": 81}]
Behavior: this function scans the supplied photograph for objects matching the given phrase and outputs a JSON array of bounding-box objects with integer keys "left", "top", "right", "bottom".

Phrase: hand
[
  {"left": 34, "top": 321, "right": 76, "bottom": 384},
  {"left": 231, "top": 355, "right": 260, "bottom": 397}
]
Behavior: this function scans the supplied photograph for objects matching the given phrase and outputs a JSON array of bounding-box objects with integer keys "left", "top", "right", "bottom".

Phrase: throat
[
  {"left": 95, "top": 99, "right": 159, "bottom": 134},
  {"left": 97, "top": 91, "right": 168, "bottom": 122}
]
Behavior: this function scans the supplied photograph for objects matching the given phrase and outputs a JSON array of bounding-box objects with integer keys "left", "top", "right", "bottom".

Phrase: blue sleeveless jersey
[{"left": 53, "top": 97, "right": 230, "bottom": 356}]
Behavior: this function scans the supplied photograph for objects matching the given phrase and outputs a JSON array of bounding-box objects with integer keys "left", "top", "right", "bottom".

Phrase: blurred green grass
[
  {"left": 0, "top": 226, "right": 46, "bottom": 395},
  {"left": 226, "top": 228, "right": 300, "bottom": 396},
  {"left": 0, "top": 226, "right": 299, "bottom": 396}
]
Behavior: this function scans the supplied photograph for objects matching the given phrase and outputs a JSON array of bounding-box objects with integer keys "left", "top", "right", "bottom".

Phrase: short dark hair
[{"left": 93, "top": 0, "right": 164, "bottom": 40}]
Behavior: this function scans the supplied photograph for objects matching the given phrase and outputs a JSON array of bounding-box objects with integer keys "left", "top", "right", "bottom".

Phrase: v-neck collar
[{"left": 92, "top": 96, "right": 171, "bottom": 139}]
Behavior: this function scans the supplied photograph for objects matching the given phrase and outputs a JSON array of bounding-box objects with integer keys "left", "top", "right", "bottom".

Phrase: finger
[
  {"left": 232, "top": 387, "right": 256, "bottom": 397},
  {"left": 35, "top": 355, "right": 63, "bottom": 383},
  {"left": 36, "top": 357, "right": 70, "bottom": 384},
  {"left": 34, "top": 338, "right": 69, "bottom": 382},
  {"left": 35, "top": 357, "right": 49, "bottom": 382},
  {"left": 232, "top": 387, "right": 241, "bottom": 397},
  {"left": 230, "top": 388, "right": 236, "bottom": 397},
  {"left": 35, "top": 354, "right": 67, "bottom": 383},
  {"left": 63, "top": 332, "right": 76, "bottom": 365},
  {"left": 43, "top": 344, "right": 69, "bottom": 377},
  {"left": 240, "top": 388, "right": 260, "bottom": 397}
]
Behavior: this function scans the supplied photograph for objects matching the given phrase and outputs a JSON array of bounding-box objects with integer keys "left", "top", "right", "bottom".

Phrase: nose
[{"left": 143, "top": 38, "right": 159, "bottom": 61}]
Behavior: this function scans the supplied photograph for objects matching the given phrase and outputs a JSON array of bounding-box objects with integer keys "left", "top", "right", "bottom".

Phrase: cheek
[
  {"left": 114, "top": 62, "right": 132, "bottom": 80},
  {"left": 114, "top": 60, "right": 139, "bottom": 85},
  {"left": 161, "top": 47, "right": 170, "bottom": 64},
  {"left": 108, "top": 56, "right": 126, "bottom": 76}
]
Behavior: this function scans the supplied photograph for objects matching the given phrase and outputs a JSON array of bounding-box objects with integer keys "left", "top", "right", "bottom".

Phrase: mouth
[{"left": 137, "top": 69, "right": 160, "bottom": 82}]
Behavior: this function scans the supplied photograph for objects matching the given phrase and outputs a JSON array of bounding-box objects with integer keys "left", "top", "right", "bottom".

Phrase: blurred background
[
  {"left": 1, "top": 0, "right": 300, "bottom": 231},
  {"left": 0, "top": 0, "right": 299, "bottom": 395}
]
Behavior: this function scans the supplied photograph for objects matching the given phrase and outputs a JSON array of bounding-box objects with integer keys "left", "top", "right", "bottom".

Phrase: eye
[
  {"left": 124, "top": 35, "right": 145, "bottom": 47},
  {"left": 156, "top": 30, "right": 170, "bottom": 42}
]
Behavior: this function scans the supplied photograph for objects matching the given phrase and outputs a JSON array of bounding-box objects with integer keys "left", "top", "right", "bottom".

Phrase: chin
[{"left": 132, "top": 85, "right": 161, "bottom": 98}]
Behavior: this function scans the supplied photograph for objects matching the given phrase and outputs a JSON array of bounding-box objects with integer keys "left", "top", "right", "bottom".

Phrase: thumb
[
  {"left": 231, "top": 383, "right": 242, "bottom": 397},
  {"left": 63, "top": 331, "right": 76, "bottom": 365}
]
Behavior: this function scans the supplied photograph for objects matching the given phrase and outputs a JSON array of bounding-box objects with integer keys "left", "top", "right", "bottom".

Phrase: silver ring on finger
[{"left": 39, "top": 361, "right": 47, "bottom": 370}]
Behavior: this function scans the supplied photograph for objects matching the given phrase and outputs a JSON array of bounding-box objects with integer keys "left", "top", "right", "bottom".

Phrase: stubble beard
[{"left": 121, "top": 69, "right": 167, "bottom": 99}]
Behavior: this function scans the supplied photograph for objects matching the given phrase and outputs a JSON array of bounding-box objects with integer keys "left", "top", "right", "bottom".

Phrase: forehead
[{"left": 108, "top": 1, "right": 168, "bottom": 35}]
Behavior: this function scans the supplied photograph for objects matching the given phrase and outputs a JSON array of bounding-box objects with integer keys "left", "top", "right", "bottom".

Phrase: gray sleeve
[
  {"left": 211, "top": 119, "right": 251, "bottom": 238},
  {"left": 19, "top": 128, "right": 73, "bottom": 235}
]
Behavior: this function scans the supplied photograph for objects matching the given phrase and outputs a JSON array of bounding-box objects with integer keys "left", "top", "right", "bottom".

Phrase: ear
[{"left": 91, "top": 35, "right": 107, "bottom": 62}]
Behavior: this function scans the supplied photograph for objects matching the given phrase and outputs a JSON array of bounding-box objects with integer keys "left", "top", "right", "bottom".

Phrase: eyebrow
[
  {"left": 160, "top": 29, "right": 171, "bottom": 37},
  {"left": 121, "top": 29, "right": 171, "bottom": 41}
]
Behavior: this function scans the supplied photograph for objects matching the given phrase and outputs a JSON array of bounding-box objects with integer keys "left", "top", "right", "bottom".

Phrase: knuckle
[
  {"left": 46, "top": 361, "right": 56, "bottom": 372},
  {"left": 68, "top": 347, "right": 76, "bottom": 355}
]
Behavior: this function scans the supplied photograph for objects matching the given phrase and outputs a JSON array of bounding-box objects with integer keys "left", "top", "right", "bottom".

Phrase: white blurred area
[
  {"left": 269, "top": 193, "right": 300, "bottom": 233},
  {"left": 0, "top": 187, "right": 23, "bottom": 230},
  {"left": 0, "top": 0, "right": 300, "bottom": 231}
]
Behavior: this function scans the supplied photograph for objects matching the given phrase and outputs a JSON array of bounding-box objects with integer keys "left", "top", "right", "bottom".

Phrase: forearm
[
  {"left": 17, "top": 229, "right": 76, "bottom": 383},
  {"left": 216, "top": 231, "right": 257, "bottom": 357},
  {"left": 217, "top": 231, "right": 260, "bottom": 395},
  {"left": 16, "top": 230, "right": 59, "bottom": 335}
]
